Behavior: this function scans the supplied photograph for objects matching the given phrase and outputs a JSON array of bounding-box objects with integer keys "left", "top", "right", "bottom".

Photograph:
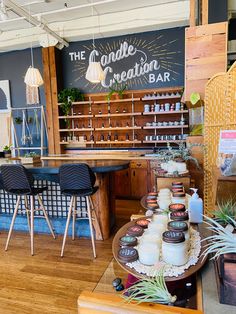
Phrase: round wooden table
[{"left": 112, "top": 219, "right": 208, "bottom": 282}]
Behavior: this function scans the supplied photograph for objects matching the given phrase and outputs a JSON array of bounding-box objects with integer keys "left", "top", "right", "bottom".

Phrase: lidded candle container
[
  {"left": 167, "top": 221, "right": 190, "bottom": 248},
  {"left": 172, "top": 182, "right": 183, "bottom": 189},
  {"left": 169, "top": 203, "right": 186, "bottom": 213},
  {"left": 158, "top": 188, "right": 172, "bottom": 210},
  {"left": 172, "top": 192, "right": 186, "bottom": 206},
  {"left": 139, "top": 233, "right": 161, "bottom": 247},
  {"left": 162, "top": 231, "right": 188, "bottom": 266},
  {"left": 170, "top": 211, "right": 189, "bottom": 226},
  {"left": 138, "top": 243, "right": 160, "bottom": 266},
  {"left": 152, "top": 212, "right": 169, "bottom": 227},
  {"left": 146, "top": 221, "right": 166, "bottom": 237}
]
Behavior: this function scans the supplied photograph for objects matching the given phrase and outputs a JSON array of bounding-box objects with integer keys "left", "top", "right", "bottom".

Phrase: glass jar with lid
[
  {"left": 172, "top": 192, "right": 186, "bottom": 205},
  {"left": 167, "top": 221, "right": 190, "bottom": 249},
  {"left": 170, "top": 211, "right": 189, "bottom": 226},
  {"left": 162, "top": 231, "right": 188, "bottom": 266}
]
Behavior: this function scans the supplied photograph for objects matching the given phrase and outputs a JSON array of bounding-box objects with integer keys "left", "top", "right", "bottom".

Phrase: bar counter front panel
[{"left": 0, "top": 160, "right": 130, "bottom": 240}]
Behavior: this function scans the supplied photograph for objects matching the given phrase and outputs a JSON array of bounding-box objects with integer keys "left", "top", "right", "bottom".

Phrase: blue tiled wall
[{"left": 0, "top": 214, "right": 91, "bottom": 238}]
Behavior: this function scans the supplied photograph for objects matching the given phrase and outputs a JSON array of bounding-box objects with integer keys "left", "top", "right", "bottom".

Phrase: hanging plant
[
  {"left": 14, "top": 117, "right": 23, "bottom": 124},
  {"left": 123, "top": 268, "right": 176, "bottom": 305},
  {"left": 27, "top": 117, "right": 33, "bottom": 124},
  {"left": 106, "top": 79, "right": 127, "bottom": 101},
  {"left": 58, "top": 88, "right": 84, "bottom": 128}
]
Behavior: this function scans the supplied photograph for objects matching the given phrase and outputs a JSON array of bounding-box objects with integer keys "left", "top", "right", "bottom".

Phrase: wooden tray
[{"left": 112, "top": 219, "right": 208, "bottom": 282}]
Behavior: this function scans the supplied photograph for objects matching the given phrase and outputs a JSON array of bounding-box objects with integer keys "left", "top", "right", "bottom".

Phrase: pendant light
[
  {"left": 85, "top": 0, "right": 105, "bottom": 83},
  {"left": 24, "top": 4, "right": 44, "bottom": 87}
]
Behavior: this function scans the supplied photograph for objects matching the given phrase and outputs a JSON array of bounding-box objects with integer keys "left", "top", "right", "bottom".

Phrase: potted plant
[
  {"left": 106, "top": 79, "right": 127, "bottom": 101},
  {"left": 20, "top": 152, "right": 41, "bottom": 164},
  {"left": 209, "top": 198, "right": 236, "bottom": 227},
  {"left": 3, "top": 145, "right": 12, "bottom": 158},
  {"left": 58, "top": 88, "right": 84, "bottom": 128},
  {"left": 14, "top": 117, "right": 23, "bottom": 124},
  {"left": 123, "top": 268, "right": 177, "bottom": 305}
]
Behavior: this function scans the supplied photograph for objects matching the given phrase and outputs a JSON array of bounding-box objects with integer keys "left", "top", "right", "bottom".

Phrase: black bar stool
[
  {"left": 0, "top": 164, "right": 55, "bottom": 255},
  {"left": 59, "top": 163, "right": 102, "bottom": 258}
]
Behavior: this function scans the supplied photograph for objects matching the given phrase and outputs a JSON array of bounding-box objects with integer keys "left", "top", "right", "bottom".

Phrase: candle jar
[
  {"left": 175, "top": 162, "right": 187, "bottom": 173},
  {"left": 139, "top": 233, "right": 161, "bottom": 247},
  {"left": 170, "top": 211, "right": 189, "bottom": 226},
  {"left": 138, "top": 243, "right": 160, "bottom": 266},
  {"left": 152, "top": 213, "right": 169, "bottom": 226},
  {"left": 167, "top": 221, "right": 190, "bottom": 248},
  {"left": 146, "top": 221, "right": 166, "bottom": 236},
  {"left": 172, "top": 192, "right": 186, "bottom": 205},
  {"left": 162, "top": 231, "right": 188, "bottom": 266},
  {"left": 169, "top": 203, "right": 185, "bottom": 213},
  {"left": 158, "top": 198, "right": 171, "bottom": 210}
]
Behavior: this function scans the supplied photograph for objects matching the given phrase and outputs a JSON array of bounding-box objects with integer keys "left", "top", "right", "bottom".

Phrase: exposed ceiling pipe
[{"left": 4, "top": 0, "right": 69, "bottom": 47}]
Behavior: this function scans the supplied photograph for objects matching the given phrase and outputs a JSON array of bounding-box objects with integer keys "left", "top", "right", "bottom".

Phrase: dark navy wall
[
  {"left": 208, "top": 0, "right": 228, "bottom": 24},
  {"left": 61, "top": 27, "right": 185, "bottom": 94},
  {"left": 0, "top": 47, "right": 45, "bottom": 108}
]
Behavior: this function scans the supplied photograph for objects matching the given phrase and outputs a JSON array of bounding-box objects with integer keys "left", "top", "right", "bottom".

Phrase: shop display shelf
[
  {"left": 143, "top": 110, "right": 188, "bottom": 115},
  {"left": 93, "top": 98, "right": 140, "bottom": 104},
  {"left": 143, "top": 140, "right": 186, "bottom": 143},
  {"left": 58, "top": 115, "right": 93, "bottom": 119},
  {"left": 94, "top": 112, "right": 142, "bottom": 118},
  {"left": 142, "top": 95, "right": 181, "bottom": 101},
  {"left": 143, "top": 125, "right": 188, "bottom": 129},
  {"left": 58, "top": 101, "right": 93, "bottom": 105},
  {"left": 95, "top": 126, "right": 142, "bottom": 131},
  {"left": 96, "top": 140, "right": 142, "bottom": 144},
  {"left": 59, "top": 128, "right": 94, "bottom": 132}
]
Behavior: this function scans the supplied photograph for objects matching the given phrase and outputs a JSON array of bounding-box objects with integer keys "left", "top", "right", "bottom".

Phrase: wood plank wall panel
[{"left": 185, "top": 22, "right": 228, "bottom": 101}]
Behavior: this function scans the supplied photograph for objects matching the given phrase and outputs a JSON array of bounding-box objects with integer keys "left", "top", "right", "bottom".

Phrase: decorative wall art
[
  {"left": 62, "top": 27, "right": 185, "bottom": 93},
  {"left": 0, "top": 80, "right": 11, "bottom": 112}
]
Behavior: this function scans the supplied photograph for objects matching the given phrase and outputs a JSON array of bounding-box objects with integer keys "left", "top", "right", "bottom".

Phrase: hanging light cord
[
  {"left": 91, "top": 0, "right": 95, "bottom": 51},
  {"left": 28, "top": 3, "right": 34, "bottom": 68}
]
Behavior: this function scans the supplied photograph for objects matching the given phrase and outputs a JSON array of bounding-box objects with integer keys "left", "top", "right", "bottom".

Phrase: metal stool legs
[
  {"left": 86, "top": 196, "right": 96, "bottom": 258},
  {"left": 37, "top": 195, "right": 56, "bottom": 239}
]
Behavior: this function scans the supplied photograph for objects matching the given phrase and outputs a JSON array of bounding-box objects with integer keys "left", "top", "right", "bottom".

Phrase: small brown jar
[{"left": 169, "top": 203, "right": 186, "bottom": 212}]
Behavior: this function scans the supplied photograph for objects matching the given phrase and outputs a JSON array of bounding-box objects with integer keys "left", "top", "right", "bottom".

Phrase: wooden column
[
  {"left": 202, "top": 0, "right": 209, "bottom": 25},
  {"left": 190, "top": 0, "right": 197, "bottom": 27},
  {"left": 42, "top": 47, "right": 61, "bottom": 155}
]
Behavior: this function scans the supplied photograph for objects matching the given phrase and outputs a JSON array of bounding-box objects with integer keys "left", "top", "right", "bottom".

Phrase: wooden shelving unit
[{"left": 57, "top": 87, "right": 189, "bottom": 149}]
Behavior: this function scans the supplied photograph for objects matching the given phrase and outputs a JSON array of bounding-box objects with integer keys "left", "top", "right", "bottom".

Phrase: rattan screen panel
[{"left": 204, "top": 61, "right": 236, "bottom": 211}]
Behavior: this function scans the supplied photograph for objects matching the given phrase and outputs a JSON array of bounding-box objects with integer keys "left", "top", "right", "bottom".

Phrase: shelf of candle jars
[
  {"left": 143, "top": 125, "right": 189, "bottom": 130},
  {"left": 143, "top": 140, "right": 186, "bottom": 144},
  {"left": 58, "top": 114, "right": 94, "bottom": 119},
  {"left": 58, "top": 100, "right": 93, "bottom": 106},
  {"left": 94, "top": 112, "right": 142, "bottom": 118},
  {"left": 93, "top": 97, "right": 140, "bottom": 104},
  {"left": 59, "top": 128, "right": 94, "bottom": 132},
  {"left": 59, "top": 141, "right": 95, "bottom": 145},
  {"left": 95, "top": 126, "right": 142, "bottom": 131},
  {"left": 142, "top": 110, "right": 189, "bottom": 115},
  {"left": 141, "top": 95, "right": 181, "bottom": 101},
  {"left": 96, "top": 140, "right": 142, "bottom": 144}
]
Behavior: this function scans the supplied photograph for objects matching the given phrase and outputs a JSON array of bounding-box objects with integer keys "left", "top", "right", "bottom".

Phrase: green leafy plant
[
  {"left": 202, "top": 215, "right": 236, "bottom": 260},
  {"left": 123, "top": 268, "right": 176, "bottom": 305},
  {"left": 209, "top": 198, "right": 236, "bottom": 226},
  {"left": 106, "top": 79, "right": 127, "bottom": 101},
  {"left": 14, "top": 117, "right": 23, "bottom": 124},
  {"left": 3, "top": 145, "right": 12, "bottom": 152},
  {"left": 58, "top": 88, "right": 84, "bottom": 128},
  {"left": 27, "top": 117, "right": 33, "bottom": 124}
]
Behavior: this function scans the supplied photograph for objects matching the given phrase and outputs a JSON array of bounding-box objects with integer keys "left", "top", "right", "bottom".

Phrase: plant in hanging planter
[
  {"left": 188, "top": 92, "right": 204, "bottom": 136},
  {"left": 106, "top": 79, "right": 127, "bottom": 101},
  {"left": 3, "top": 145, "right": 12, "bottom": 158},
  {"left": 58, "top": 88, "right": 84, "bottom": 128},
  {"left": 27, "top": 117, "right": 33, "bottom": 124},
  {"left": 14, "top": 117, "right": 23, "bottom": 124},
  {"left": 202, "top": 215, "right": 236, "bottom": 260},
  {"left": 122, "top": 268, "right": 177, "bottom": 305},
  {"left": 208, "top": 198, "right": 236, "bottom": 227}
]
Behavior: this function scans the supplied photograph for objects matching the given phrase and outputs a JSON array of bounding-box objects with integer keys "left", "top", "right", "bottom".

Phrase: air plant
[
  {"left": 154, "top": 142, "right": 203, "bottom": 169},
  {"left": 209, "top": 198, "right": 236, "bottom": 226},
  {"left": 123, "top": 268, "right": 177, "bottom": 305},
  {"left": 202, "top": 215, "right": 236, "bottom": 260}
]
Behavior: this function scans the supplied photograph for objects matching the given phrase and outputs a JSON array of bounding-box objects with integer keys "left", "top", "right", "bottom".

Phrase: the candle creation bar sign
[{"left": 62, "top": 27, "right": 184, "bottom": 93}]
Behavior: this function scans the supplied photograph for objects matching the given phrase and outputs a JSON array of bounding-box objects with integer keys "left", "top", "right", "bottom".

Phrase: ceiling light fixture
[
  {"left": 85, "top": 0, "right": 105, "bottom": 84},
  {"left": 24, "top": 4, "right": 43, "bottom": 87},
  {"left": 0, "top": 0, "right": 8, "bottom": 21}
]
